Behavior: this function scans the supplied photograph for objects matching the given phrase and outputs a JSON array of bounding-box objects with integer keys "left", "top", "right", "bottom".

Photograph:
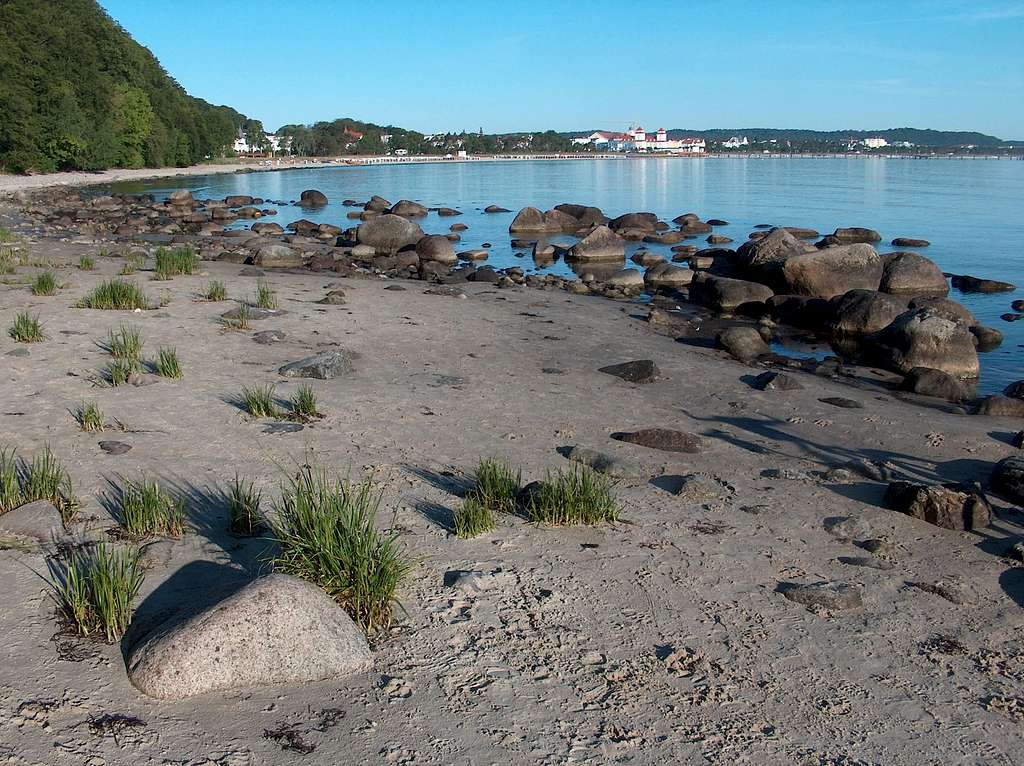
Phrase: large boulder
[
  {"left": 974, "top": 396, "right": 1024, "bottom": 417},
  {"left": 364, "top": 195, "right": 391, "bottom": 212},
  {"left": 509, "top": 207, "right": 560, "bottom": 234},
  {"left": 608, "top": 212, "right": 658, "bottom": 233},
  {"left": 950, "top": 274, "right": 1016, "bottom": 293},
  {"left": 908, "top": 296, "right": 976, "bottom": 327},
  {"left": 879, "top": 252, "right": 949, "bottom": 295},
  {"left": 127, "top": 575, "right": 371, "bottom": 699},
  {"left": 832, "top": 227, "right": 881, "bottom": 244},
  {"left": 644, "top": 263, "right": 694, "bottom": 291},
  {"left": 866, "top": 309, "right": 979, "bottom": 379},
  {"left": 1005, "top": 380, "right": 1024, "bottom": 400},
  {"left": 356, "top": 214, "right": 424, "bottom": 254},
  {"left": 716, "top": 327, "right": 769, "bottom": 361},
  {"left": 736, "top": 228, "right": 804, "bottom": 271},
  {"left": 604, "top": 268, "right": 644, "bottom": 292},
  {"left": 279, "top": 350, "right": 354, "bottom": 379},
  {"left": 0, "top": 500, "right": 68, "bottom": 544},
  {"left": 299, "top": 189, "right": 328, "bottom": 207},
  {"left": 829, "top": 290, "right": 910, "bottom": 336},
  {"left": 543, "top": 208, "right": 580, "bottom": 232},
  {"left": 992, "top": 456, "right": 1024, "bottom": 504},
  {"left": 778, "top": 244, "right": 882, "bottom": 299},
  {"left": 899, "top": 367, "right": 969, "bottom": 402},
  {"left": 567, "top": 225, "right": 625, "bottom": 261},
  {"left": 415, "top": 235, "right": 457, "bottom": 265},
  {"left": 251, "top": 244, "right": 304, "bottom": 268},
  {"left": 767, "top": 294, "right": 834, "bottom": 329},
  {"left": 690, "top": 275, "right": 774, "bottom": 313},
  {"left": 168, "top": 190, "right": 194, "bottom": 206},
  {"left": 389, "top": 200, "right": 428, "bottom": 218},
  {"left": 554, "top": 203, "right": 607, "bottom": 227},
  {"left": 884, "top": 481, "right": 991, "bottom": 530}
]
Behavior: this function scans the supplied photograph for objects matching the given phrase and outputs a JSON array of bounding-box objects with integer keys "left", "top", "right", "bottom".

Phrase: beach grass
[
  {"left": 470, "top": 458, "right": 521, "bottom": 513},
  {"left": 104, "top": 358, "right": 135, "bottom": 387},
  {"left": 74, "top": 401, "right": 105, "bottom": 432},
  {"left": 119, "top": 253, "right": 144, "bottom": 276},
  {"left": 22, "top": 447, "right": 78, "bottom": 524},
  {"left": 30, "top": 271, "right": 57, "bottom": 296},
  {"left": 153, "top": 246, "right": 199, "bottom": 281},
  {"left": 526, "top": 466, "right": 618, "bottom": 526},
  {"left": 271, "top": 466, "right": 411, "bottom": 634},
  {"left": 454, "top": 496, "right": 497, "bottom": 538},
  {"left": 153, "top": 347, "right": 181, "bottom": 379},
  {"left": 118, "top": 477, "right": 185, "bottom": 538},
  {"left": 205, "top": 279, "right": 227, "bottom": 301},
  {"left": 0, "top": 448, "right": 23, "bottom": 513},
  {"left": 223, "top": 302, "right": 251, "bottom": 330},
  {"left": 254, "top": 280, "right": 278, "bottom": 310},
  {"left": 290, "top": 384, "right": 319, "bottom": 419},
  {"left": 78, "top": 279, "right": 151, "bottom": 310},
  {"left": 48, "top": 543, "right": 144, "bottom": 643},
  {"left": 104, "top": 324, "right": 143, "bottom": 362},
  {"left": 228, "top": 475, "right": 263, "bottom": 536},
  {"left": 78, "top": 255, "right": 95, "bottom": 271},
  {"left": 240, "top": 384, "right": 278, "bottom": 418},
  {"left": 9, "top": 311, "right": 43, "bottom": 342}
]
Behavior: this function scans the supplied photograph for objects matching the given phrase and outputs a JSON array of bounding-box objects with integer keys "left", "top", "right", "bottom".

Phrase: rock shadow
[
  {"left": 403, "top": 465, "right": 473, "bottom": 497},
  {"left": 412, "top": 498, "right": 455, "bottom": 535}
]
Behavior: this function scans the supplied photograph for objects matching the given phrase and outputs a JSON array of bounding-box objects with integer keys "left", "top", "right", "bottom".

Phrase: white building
[
  {"left": 722, "top": 136, "right": 749, "bottom": 149},
  {"left": 233, "top": 133, "right": 290, "bottom": 155},
  {"left": 580, "top": 127, "right": 704, "bottom": 154},
  {"left": 863, "top": 137, "right": 889, "bottom": 149}
]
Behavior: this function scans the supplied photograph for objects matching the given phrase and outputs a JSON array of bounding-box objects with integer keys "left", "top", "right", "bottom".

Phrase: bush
[
  {"left": 9, "top": 311, "right": 43, "bottom": 342},
  {"left": 48, "top": 543, "right": 144, "bottom": 642},
  {"left": 75, "top": 401, "right": 105, "bottom": 432},
  {"left": 153, "top": 247, "right": 198, "bottom": 280},
  {"left": 228, "top": 475, "right": 263, "bottom": 535},
  {"left": 527, "top": 466, "right": 618, "bottom": 526},
  {"left": 240, "top": 384, "right": 278, "bottom": 417},
  {"left": 205, "top": 279, "right": 227, "bottom": 301},
  {"left": 271, "top": 466, "right": 410, "bottom": 633},
  {"left": 153, "top": 347, "right": 181, "bottom": 379},
  {"left": 118, "top": 477, "right": 185, "bottom": 538},
  {"left": 78, "top": 279, "right": 151, "bottom": 310},
  {"left": 31, "top": 271, "right": 57, "bottom": 295},
  {"left": 454, "top": 496, "right": 496, "bottom": 538}
]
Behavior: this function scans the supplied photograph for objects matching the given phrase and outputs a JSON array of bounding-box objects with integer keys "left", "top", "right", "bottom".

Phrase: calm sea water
[{"left": 107, "top": 158, "right": 1024, "bottom": 394}]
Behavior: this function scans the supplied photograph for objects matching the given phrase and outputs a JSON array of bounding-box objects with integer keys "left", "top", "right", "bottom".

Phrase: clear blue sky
[{"left": 97, "top": 0, "right": 1024, "bottom": 139}]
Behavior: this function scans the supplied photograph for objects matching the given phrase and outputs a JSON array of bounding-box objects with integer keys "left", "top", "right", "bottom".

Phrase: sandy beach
[{"left": 0, "top": 193, "right": 1022, "bottom": 765}]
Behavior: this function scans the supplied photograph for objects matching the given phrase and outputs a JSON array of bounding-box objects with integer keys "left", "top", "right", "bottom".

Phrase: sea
[{"left": 106, "top": 157, "right": 1024, "bottom": 394}]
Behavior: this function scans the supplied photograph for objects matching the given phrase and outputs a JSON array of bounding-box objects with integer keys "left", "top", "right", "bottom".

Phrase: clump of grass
[
  {"left": 48, "top": 543, "right": 144, "bottom": 643},
  {"left": 0, "top": 448, "right": 23, "bottom": 513},
  {"left": 22, "top": 447, "right": 78, "bottom": 523},
  {"left": 470, "top": 458, "right": 522, "bottom": 513},
  {"left": 290, "top": 384, "right": 319, "bottom": 419},
  {"left": 153, "top": 246, "right": 198, "bottom": 280},
  {"left": 153, "top": 347, "right": 181, "bottom": 379},
  {"left": 271, "top": 466, "right": 411, "bottom": 633},
  {"left": 240, "top": 384, "right": 278, "bottom": 418},
  {"left": 74, "top": 401, "right": 105, "bottom": 432},
  {"left": 119, "top": 253, "right": 144, "bottom": 276},
  {"left": 78, "top": 279, "right": 151, "bottom": 310},
  {"left": 205, "top": 279, "right": 227, "bottom": 301},
  {"left": 78, "top": 255, "right": 95, "bottom": 271},
  {"left": 527, "top": 466, "right": 619, "bottom": 526},
  {"left": 9, "top": 311, "right": 43, "bottom": 342},
  {"left": 0, "top": 227, "right": 14, "bottom": 243},
  {"left": 105, "top": 359, "right": 134, "bottom": 387},
  {"left": 105, "top": 324, "right": 143, "bottom": 362},
  {"left": 31, "top": 271, "right": 57, "bottom": 296},
  {"left": 118, "top": 477, "right": 185, "bottom": 538},
  {"left": 228, "top": 475, "right": 263, "bottom": 536},
  {"left": 222, "top": 302, "right": 251, "bottom": 330},
  {"left": 253, "top": 280, "right": 278, "bottom": 310},
  {"left": 0, "top": 248, "right": 15, "bottom": 275},
  {"left": 454, "top": 496, "right": 496, "bottom": 538}
]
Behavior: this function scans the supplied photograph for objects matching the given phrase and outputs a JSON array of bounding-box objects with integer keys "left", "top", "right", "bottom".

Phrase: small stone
[
  {"left": 611, "top": 429, "right": 703, "bottom": 453},
  {"left": 221, "top": 306, "right": 285, "bottom": 321},
  {"left": 837, "top": 556, "right": 894, "bottom": 571},
  {"left": 278, "top": 350, "right": 354, "bottom": 380},
  {"left": 563, "top": 446, "right": 645, "bottom": 479},
  {"left": 884, "top": 480, "right": 991, "bottom": 530},
  {"left": 0, "top": 500, "right": 67, "bottom": 543},
  {"left": 252, "top": 330, "right": 286, "bottom": 345},
  {"left": 319, "top": 290, "right": 346, "bottom": 305},
  {"left": 819, "top": 396, "right": 863, "bottom": 409},
  {"left": 752, "top": 371, "right": 803, "bottom": 391},
  {"left": 98, "top": 441, "right": 131, "bottom": 455},
  {"left": 598, "top": 360, "right": 660, "bottom": 384},
  {"left": 777, "top": 582, "right": 862, "bottom": 611}
]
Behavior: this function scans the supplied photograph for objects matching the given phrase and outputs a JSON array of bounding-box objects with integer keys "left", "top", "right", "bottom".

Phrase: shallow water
[{"left": 106, "top": 157, "right": 1024, "bottom": 394}]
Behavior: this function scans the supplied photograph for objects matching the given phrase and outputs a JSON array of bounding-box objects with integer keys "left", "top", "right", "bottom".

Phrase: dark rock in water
[
  {"left": 508, "top": 207, "right": 562, "bottom": 234},
  {"left": 909, "top": 296, "right": 977, "bottom": 327},
  {"left": 867, "top": 309, "right": 979, "bottom": 379},
  {"left": 278, "top": 350, "right": 354, "bottom": 380},
  {"left": 950, "top": 274, "right": 1016, "bottom": 293},
  {"left": 299, "top": 189, "right": 328, "bottom": 207},
  {"left": 611, "top": 428, "right": 703, "bottom": 453},
  {"left": 879, "top": 252, "right": 948, "bottom": 295},
  {"left": 992, "top": 456, "right": 1024, "bottom": 503},
  {"left": 716, "top": 327, "right": 769, "bottom": 362},
  {"left": 899, "top": 367, "right": 968, "bottom": 402},
  {"left": 752, "top": 371, "right": 804, "bottom": 391},
  {"left": 1012, "top": 431, "right": 1024, "bottom": 449},
  {"left": 98, "top": 441, "right": 132, "bottom": 455},
  {"left": 892, "top": 237, "right": 930, "bottom": 248},
  {"left": 777, "top": 582, "right": 862, "bottom": 611},
  {"left": 1005, "top": 381, "right": 1024, "bottom": 400},
  {"left": 884, "top": 480, "right": 991, "bottom": 530},
  {"left": 416, "top": 234, "right": 457, "bottom": 265},
  {"left": 567, "top": 225, "right": 625, "bottom": 261},
  {"left": 1002, "top": 313, "right": 1024, "bottom": 322},
  {"left": 783, "top": 227, "right": 820, "bottom": 240},
  {"left": 707, "top": 219, "right": 729, "bottom": 226},
  {"left": 562, "top": 446, "right": 645, "bottom": 479},
  {"left": 357, "top": 214, "right": 424, "bottom": 254},
  {"left": 735, "top": 227, "right": 803, "bottom": 271},
  {"left": 364, "top": 195, "right": 392, "bottom": 212},
  {"left": 819, "top": 396, "right": 863, "bottom": 409},
  {"left": 390, "top": 200, "right": 428, "bottom": 218},
  {"left": 690, "top": 275, "right": 774, "bottom": 313},
  {"left": 609, "top": 212, "right": 658, "bottom": 233},
  {"left": 252, "top": 330, "right": 286, "bottom": 345},
  {"left": 706, "top": 234, "right": 733, "bottom": 245},
  {"left": 554, "top": 203, "right": 608, "bottom": 227},
  {"left": 829, "top": 289, "right": 909, "bottom": 335},
  {"left": 437, "top": 207, "right": 462, "bottom": 217},
  {"left": 598, "top": 359, "right": 660, "bottom": 384},
  {"left": 832, "top": 227, "right": 881, "bottom": 244},
  {"left": 766, "top": 294, "right": 834, "bottom": 329},
  {"left": 778, "top": 244, "right": 883, "bottom": 299},
  {"left": 970, "top": 324, "right": 1003, "bottom": 351},
  {"left": 484, "top": 205, "right": 511, "bottom": 213},
  {"left": 974, "top": 395, "right": 1024, "bottom": 417}
]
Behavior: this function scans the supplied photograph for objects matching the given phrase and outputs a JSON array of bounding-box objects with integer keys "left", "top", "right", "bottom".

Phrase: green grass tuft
[
  {"left": 9, "top": 310, "right": 44, "bottom": 342},
  {"left": 228, "top": 475, "right": 263, "bottom": 536},
  {"left": 271, "top": 466, "right": 411, "bottom": 634},
  {"left": 240, "top": 384, "right": 278, "bottom": 418},
  {"left": 74, "top": 401, "right": 105, "bottom": 432},
  {"left": 454, "top": 496, "right": 496, "bottom": 538},
  {"left": 153, "top": 347, "right": 181, "bottom": 379},
  {"left": 253, "top": 280, "right": 278, "bottom": 309},
  {"left": 470, "top": 458, "right": 521, "bottom": 513},
  {"left": 0, "top": 448, "right": 23, "bottom": 514},
  {"left": 153, "top": 247, "right": 199, "bottom": 281},
  {"left": 78, "top": 255, "right": 95, "bottom": 271},
  {"left": 222, "top": 302, "right": 251, "bottom": 330},
  {"left": 527, "top": 466, "right": 619, "bottom": 526},
  {"left": 78, "top": 279, "right": 151, "bottom": 310},
  {"left": 31, "top": 271, "right": 57, "bottom": 296},
  {"left": 118, "top": 477, "right": 185, "bottom": 538},
  {"left": 22, "top": 447, "right": 78, "bottom": 524},
  {"left": 205, "top": 279, "right": 227, "bottom": 301},
  {"left": 48, "top": 543, "right": 144, "bottom": 643},
  {"left": 290, "top": 384, "right": 319, "bottom": 419},
  {"left": 104, "top": 324, "right": 143, "bottom": 362}
]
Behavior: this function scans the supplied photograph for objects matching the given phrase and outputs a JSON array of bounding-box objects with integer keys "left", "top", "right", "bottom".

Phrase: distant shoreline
[{"left": 2, "top": 151, "right": 1019, "bottom": 195}]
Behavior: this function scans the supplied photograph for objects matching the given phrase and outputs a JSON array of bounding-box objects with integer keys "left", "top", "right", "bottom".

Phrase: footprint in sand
[
  {"left": 814, "top": 419, "right": 833, "bottom": 428},
  {"left": 787, "top": 417, "right": 805, "bottom": 424},
  {"left": 926, "top": 432, "right": 945, "bottom": 447}
]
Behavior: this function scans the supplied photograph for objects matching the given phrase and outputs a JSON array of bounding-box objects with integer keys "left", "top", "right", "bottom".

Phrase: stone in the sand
[
  {"left": 356, "top": 214, "right": 424, "bottom": 254},
  {"left": 892, "top": 237, "right": 930, "bottom": 248},
  {"left": 950, "top": 274, "right": 1016, "bottom": 294},
  {"left": 598, "top": 359, "right": 660, "bottom": 384},
  {"left": 319, "top": 290, "right": 346, "bottom": 305},
  {"left": 867, "top": 309, "right": 979, "bottom": 379},
  {"left": 829, "top": 289, "right": 909, "bottom": 335},
  {"left": 879, "top": 252, "right": 948, "bottom": 295},
  {"left": 252, "top": 330, "right": 286, "bottom": 345},
  {"left": 221, "top": 305, "right": 284, "bottom": 321},
  {"left": 127, "top": 574, "right": 371, "bottom": 700},
  {"left": 390, "top": 200, "right": 428, "bottom": 218},
  {"left": 298, "top": 189, "right": 328, "bottom": 207},
  {"left": 278, "top": 350, "right": 354, "bottom": 380},
  {"left": 899, "top": 367, "right": 969, "bottom": 402},
  {"left": 670, "top": 475, "right": 728, "bottom": 502},
  {"left": 778, "top": 244, "right": 883, "bottom": 299},
  {"left": 611, "top": 429, "right": 703, "bottom": 453},
  {"left": 716, "top": 327, "right": 768, "bottom": 362},
  {"left": 0, "top": 500, "right": 67, "bottom": 543},
  {"left": 563, "top": 446, "right": 645, "bottom": 479},
  {"left": 752, "top": 371, "right": 804, "bottom": 391},
  {"left": 777, "top": 582, "right": 862, "bottom": 611},
  {"left": 567, "top": 225, "right": 625, "bottom": 261},
  {"left": 415, "top": 234, "right": 457, "bottom": 265},
  {"left": 819, "top": 396, "right": 863, "bottom": 409},
  {"left": 251, "top": 244, "right": 303, "bottom": 268},
  {"left": 238, "top": 267, "right": 265, "bottom": 277},
  {"left": 973, "top": 396, "right": 1024, "bottom": 417},
  {"left": 690, "top": 275, "right": 774, "bottom": 313},
  {"left": 837, "top": 556, "right": 894, "bottom": 571},
  {"left": 992, "top": 457, "right": 1024, "bottom": 504},
  {"left": 884, "top": 481, "right": 991, "bottom": 530},
  {"left": 98, "top": 441, "right": 132, "bottom": 455},
  {"left": 832, "top": 227, "right": 881, "bottom": 244}
]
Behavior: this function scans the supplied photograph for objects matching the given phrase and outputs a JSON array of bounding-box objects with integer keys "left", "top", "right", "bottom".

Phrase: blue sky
[{"left": 97, "top": 0, "right": 1024, "bottom": 138}]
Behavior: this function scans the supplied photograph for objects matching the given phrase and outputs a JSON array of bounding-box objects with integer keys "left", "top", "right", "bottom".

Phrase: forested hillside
[{"left": 0, "top": 0, "right": 247, "bottom": 173}]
